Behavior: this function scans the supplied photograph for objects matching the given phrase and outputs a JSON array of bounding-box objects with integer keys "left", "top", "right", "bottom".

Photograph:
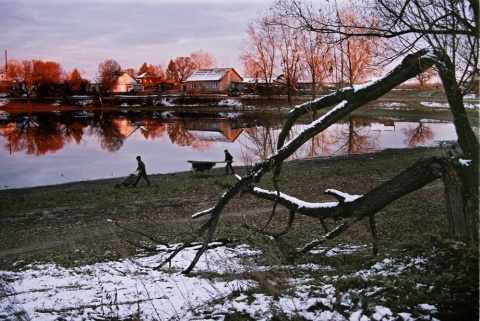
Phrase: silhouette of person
[
  {"left": 133, "top": 156, "right": 151, "bottom": 186},
  {"left": 224, "top": 150, "right": 235, "bottom": 175}
]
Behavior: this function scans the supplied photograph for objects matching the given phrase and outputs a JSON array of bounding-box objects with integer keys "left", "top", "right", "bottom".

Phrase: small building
[
  {"left": 135, "top": 72, "right": 162, "bottom": 88},
  {"left": 0, "top": 73, "right": 14, "bottom": 94},
  {"left": 112, "top": 72, "right": 144, "bottom": 93},
  {"left": 183, "top": 68, "right": 243, "bottom": 94}
]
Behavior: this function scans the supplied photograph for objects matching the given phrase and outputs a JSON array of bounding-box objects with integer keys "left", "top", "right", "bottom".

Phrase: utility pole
[{"left": 4, "top": 50, "right": 7, "bottom": 73}]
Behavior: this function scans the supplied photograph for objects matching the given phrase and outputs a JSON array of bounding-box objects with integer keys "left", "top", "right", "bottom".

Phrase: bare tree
[
  {"left": 335, "top": 7, "right": 385, "bottom": 85},
  {"left": 156, "top": 0, "right": 478, "bottom": 274},
  {"left": 152, "top": 64, "right": 166, "bottom": 80},
  {"left": 32, "top": 60, "right": 63, "bottom": 99},
  {"left": 416, "top": 67, "right": 438, "bottom": 88},
  {"left": 190, "top": 49, "right": 217, "bottom": 70},
  {"left": 366, "top": 0, "right": 479, "bottom": 245},
  {"left": 165, "top": 59, "right": 177, "bottom": 83},
  {"left": 239, "top": 19, "right": 279, "bottom": 98},
  {"left": 6, "top": 59, "right": 35, "bottom": 101},
  {"left": 298, "top": 28, "right": 334, "bottom": 99},
  {"left": 138, "top": 62, "right": 149, "bottom": 75},
  {"left": 97, "top": 59, "right": 122, "bottom": 93},
  {"left": 66, "top": 68, "right": 88, "bottom": 95},
  {"left": 173, "top": 57, "right": 195, "bottom": 84},
  {"left": 268, "top": 0, "right": 479, "bottom": 244},
  {"left": 277, "top": 21, "right": 303, "bottom": 103}
]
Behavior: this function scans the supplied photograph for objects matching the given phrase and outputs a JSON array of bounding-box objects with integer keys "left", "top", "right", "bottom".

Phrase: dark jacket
[
  {"left": 225, "top": 152, "right": 233, "bottom": 163},
  {"left": 137, "top": 160, "right": 146, "bottom": 174}
]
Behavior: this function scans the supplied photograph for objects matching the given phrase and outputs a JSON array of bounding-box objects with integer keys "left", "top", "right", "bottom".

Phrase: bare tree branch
[
  {"left": 158, "top": 49, "right": 438, "bottom": 274},
  {"left": 243, "top": 157, "right": 443, "bottom": 222}
]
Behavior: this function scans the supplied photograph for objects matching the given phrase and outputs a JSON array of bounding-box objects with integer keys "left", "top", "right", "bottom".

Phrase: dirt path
[{"left": 0, "top": 203, "right": 285, "bottom": 257}]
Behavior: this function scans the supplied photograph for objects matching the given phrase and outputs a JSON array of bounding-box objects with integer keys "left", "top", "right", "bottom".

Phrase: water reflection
[
  {"left": 403, "top": 122, "right": 435, "bottom": 147},
  {"left": 0, "top": 109, "right": 458, "bottom": 189}
]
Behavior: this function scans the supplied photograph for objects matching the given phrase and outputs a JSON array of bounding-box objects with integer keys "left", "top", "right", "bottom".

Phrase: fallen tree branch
[
  {"left": 243, "top": 210, "right": 297, "bottom": 239},
  {"left": 242, "top": 156, "right": 443, "bottom": 253},
  {"left": 108, "top": 220, "right": 170, "bottom": 247},
  {"left": 244, "top": 157, "right": 443, "bottom": 221},
  {"left": 157, "top": 49, "right": 439, "bottom": 274}
]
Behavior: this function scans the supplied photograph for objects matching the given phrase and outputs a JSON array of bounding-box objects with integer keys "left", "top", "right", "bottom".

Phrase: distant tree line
[
  {"left": 0, "top": 49, "right": 217, "bottom": 100},
  {"left": 1, "top": 1, "right": 451, "bottom": 104}
]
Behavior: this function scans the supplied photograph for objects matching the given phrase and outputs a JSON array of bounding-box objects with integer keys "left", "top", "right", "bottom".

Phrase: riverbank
[
  {"left": 0, "top": 146, "right": 454, "bottom": 267},
  {"left": 1, "top": 146, "right": 478, "bottom": 320}
]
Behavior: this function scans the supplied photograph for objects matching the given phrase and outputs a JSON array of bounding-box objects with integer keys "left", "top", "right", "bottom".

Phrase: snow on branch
[
  {"left": 244, "top": 186, "right": 362, "bottom": 220},
  {"left": 277, "top": 48, "right": 437, "bottom": 151},
  {"left": 325, "top": 189, "right": 362, "bottom": 203},
  {"left": 192, "top": 207, "right": 215, "bottom": 219},
  {"left": 160, "top": 49, "right": 439, "bottom": 273}
]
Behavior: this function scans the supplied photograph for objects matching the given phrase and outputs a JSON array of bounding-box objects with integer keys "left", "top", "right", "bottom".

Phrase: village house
[
  {"left": 183, "top": 68, "right": 243, "bottom": 94},
  {"left": 112, "top": 72, "right": 144, "bottom": 93},
  {"left": 135, "top": 72, "right": 174, "bottom": 91},
  {"left": 135, "top": 72, "right": 162, "bottom": 89}
]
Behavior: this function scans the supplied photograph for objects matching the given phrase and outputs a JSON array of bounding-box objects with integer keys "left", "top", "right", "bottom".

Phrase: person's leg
[
  {"left": 144, "top": 173, "right": 151, "bottom": 186},
  {"left": 140, "top": 172, "right": 150, "bottom": 185}
]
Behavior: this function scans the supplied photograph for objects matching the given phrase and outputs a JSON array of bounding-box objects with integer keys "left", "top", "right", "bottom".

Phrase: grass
[
  {"left": 0, "top": 146, "right": 478, "bottom": 320},
  {"left": 1, "top": 91, "right": 478, "bottom": 319}
]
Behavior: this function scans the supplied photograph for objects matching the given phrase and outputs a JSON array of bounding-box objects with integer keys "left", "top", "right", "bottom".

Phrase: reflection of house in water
[
  {"left": 114, "top": 118, "right": 141, "bottom": 137},
  {"left": 370, "top": 121, "right": 396, "bottom": 131},
  {"left": 182, "top": 119, "right": 244, "bottom": 142}
]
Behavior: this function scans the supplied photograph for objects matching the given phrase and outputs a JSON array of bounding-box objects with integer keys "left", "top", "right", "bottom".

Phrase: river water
[{"left": 0, "top": 107, "right": 459, "bottom": 189}]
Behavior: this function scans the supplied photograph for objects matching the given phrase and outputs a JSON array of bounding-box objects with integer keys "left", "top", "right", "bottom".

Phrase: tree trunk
[
  {"left": 443, "top": 158, "right": 479, "bottom": 242},
  {"left": 436, "top": 50, "right": 479, "bottom": 243},
  {"left": 159, "top": 49, "right": 478, "bottom": 273}
]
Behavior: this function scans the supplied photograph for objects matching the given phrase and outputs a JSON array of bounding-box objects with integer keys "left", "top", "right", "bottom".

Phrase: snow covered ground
[{"left": 1, "top": 243, "right": 441, "bottom": 321}]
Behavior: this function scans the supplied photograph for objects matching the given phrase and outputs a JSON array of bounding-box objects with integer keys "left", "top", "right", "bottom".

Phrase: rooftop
[{"left": 186, "top": 68, "right": 233, "bottom": 82}]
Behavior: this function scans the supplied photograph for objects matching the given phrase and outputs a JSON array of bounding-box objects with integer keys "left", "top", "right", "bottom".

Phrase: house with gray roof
[{"left": 183, "top": 68, "right": 243, "bottom": 94}]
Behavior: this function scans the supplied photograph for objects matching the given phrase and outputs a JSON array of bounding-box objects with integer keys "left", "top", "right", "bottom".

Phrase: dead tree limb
[
  {"left": 245, "top": 157, "right": 443, "bottom": 221},
  {"left": 243, "top": 210, "right": 297, "bottom": 239},
  {"left": 109, "top": 220, "right": 170, "bottom": 247},
  {"left": 243, "top": 156, "right": 443, "bottom": 253},
  {"left": 159, "top": 49, "right": 439, "bottom": 274}
]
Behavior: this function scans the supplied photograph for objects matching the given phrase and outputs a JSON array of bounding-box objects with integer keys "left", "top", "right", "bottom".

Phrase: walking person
[
  {"left": 224, "top": 149, "right": 235, "bottom": 175},
  {"left": 133, "top": 155, "right": 151, "bottom": 186}
]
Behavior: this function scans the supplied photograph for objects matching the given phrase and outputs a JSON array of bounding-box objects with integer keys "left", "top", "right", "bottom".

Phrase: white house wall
[{"left": 112, "top": 73, "right": 141, "bottom": 93}]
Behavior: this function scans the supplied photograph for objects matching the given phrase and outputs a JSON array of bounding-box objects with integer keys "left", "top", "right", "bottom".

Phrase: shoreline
[
  {"left": 0, "top": 146, "right": 446, "bottom": 192},
  {"left": 0, "top": 146, "right": 447, "bottom": 267}
]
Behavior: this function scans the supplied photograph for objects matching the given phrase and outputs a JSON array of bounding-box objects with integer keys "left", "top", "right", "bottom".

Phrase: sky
[{"left": 0, "top": 0, "right": 272, "bottom": 80}]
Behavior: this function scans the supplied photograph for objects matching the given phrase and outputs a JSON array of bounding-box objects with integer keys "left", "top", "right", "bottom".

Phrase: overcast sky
[{"left": 1, "top": 0, "right": 272, "bottom": 80}]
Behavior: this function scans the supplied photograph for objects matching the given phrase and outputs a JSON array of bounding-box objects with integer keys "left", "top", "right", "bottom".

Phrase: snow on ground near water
[
  {"left": 374, "top": 100, "right": 479, "bottom": 110},
  {"left": 421, "top": 101, "right": 479, "bottom": 109},
  {"left": 0, "top": 243, "right": 441, "bottom": 321},
  {"left": 218, "top": 99, "right": 243, "bottom": 108},
  {"left": 373, "top": 101, "right": 411, "bottom": 110}
]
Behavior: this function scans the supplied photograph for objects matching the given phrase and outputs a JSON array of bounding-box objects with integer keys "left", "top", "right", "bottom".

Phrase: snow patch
[
  {"left": 0, "top": 243, "right": 441, "bottom": 321},
  {"left": 459, "top": 158, "right": 471, "bottom": 166},
  {"left": 218, "top": 99, "right": 242, "bottom": 107}
]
